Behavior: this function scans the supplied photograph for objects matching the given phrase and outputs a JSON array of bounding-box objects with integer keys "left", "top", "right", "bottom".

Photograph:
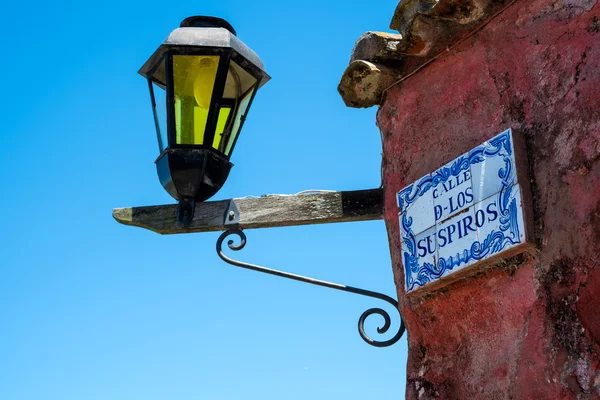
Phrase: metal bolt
[{"left": 228, "top": 210, "right": 236, "bottom": 220}]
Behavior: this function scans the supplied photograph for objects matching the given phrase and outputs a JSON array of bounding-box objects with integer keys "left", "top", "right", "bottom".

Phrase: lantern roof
[{"left": 139, "top": 17, "right": 270, "bottom": 87}]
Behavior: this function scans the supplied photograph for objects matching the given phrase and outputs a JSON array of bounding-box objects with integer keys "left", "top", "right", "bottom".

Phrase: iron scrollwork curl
[{"left": 216, "top": 229, "right": 405, "bottom": 347}]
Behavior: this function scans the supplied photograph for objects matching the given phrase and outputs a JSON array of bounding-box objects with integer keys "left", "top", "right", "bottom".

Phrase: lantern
[{"left": 139, "top": 16, "right": 270, "bottom": 225}]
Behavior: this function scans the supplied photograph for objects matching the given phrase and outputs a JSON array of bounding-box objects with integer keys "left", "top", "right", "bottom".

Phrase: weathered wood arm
[{"left": 112, "top": 188, "right": 384, "bottom": 234}]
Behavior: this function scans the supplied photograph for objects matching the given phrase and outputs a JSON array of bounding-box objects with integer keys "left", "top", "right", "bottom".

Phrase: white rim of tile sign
[{"left": 397, "top": 129, "right": 532, "bottom": 294}]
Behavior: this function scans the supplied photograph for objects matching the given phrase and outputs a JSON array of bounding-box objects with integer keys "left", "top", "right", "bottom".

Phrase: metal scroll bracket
[{"left": 216, "top": 228, "right": 406, "bottom": 347}]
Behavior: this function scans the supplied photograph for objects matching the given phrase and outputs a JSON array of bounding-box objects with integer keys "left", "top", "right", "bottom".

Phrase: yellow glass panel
[
  {"left": 173, "top": 55, "right": 219, "bottom": 145},
  {"left": 212, "top": 107, "right": 232, "bottom": 150}
]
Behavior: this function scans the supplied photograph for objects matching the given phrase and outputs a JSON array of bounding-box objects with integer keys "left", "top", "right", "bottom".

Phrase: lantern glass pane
[
  {"left": 173, "top": 55, "right": 220, "bottom": 145},
  {"left": 225, "top": 86, "right": 256, "bottom": 156},
  {"left": 213, "top": 61, "right": 258, "bottom": 156},
  {"left": 212, "top": 106, "right": 232, "bottom": 150},
  {"left": 150, "top": 81, "right": 168, "bottom": 152},
  {"left": 152, "top": 58, "right": 167, "bottom": 87},
  {"left": 222, "top": 61, "right": 257, "bottom": 100}
]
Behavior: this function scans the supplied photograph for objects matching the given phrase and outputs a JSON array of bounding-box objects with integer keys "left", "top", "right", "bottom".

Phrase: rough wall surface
[{"left": 377, "top": 0, "right": 600, "bottom": 397}]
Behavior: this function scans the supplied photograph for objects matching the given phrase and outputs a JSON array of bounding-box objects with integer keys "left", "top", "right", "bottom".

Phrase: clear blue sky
[{"left": 0, "top": 1, "right": 407, "bottom": 399}]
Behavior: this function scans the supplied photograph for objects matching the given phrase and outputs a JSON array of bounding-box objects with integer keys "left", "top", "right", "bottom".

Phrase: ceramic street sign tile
[
  {"left": 474, "top": 184, "right": 527, "bottom": 252},
  {"left": 432, "top": 153, "right": 474, "bottom": 224},
  {"left": 435, "top": 205, "right": 479, "bottom": 277},
  {"left": 470, "top": 137, "right": 518, "bottom": 203},
  {"left": 401, "top": 226, "right": 437, "bottom": 284},
  {"left": 397, "top": 128, "right": 533, "bottom": 294},
  {"left": 398, "top": 175, "right": 436, "bottom": 239}
]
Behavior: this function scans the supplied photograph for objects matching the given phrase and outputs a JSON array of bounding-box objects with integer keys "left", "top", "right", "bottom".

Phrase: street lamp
[
  {"left": 139, "top": 16, "right": 270, "bottom": 226},
  {"left": 117, "top": 16, "right": 405, "bottom": 348}
]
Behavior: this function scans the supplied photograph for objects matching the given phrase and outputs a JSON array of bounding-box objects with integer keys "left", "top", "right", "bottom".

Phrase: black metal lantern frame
[{"left": 139, "top": 17, "right": 270, "bottom": 226}]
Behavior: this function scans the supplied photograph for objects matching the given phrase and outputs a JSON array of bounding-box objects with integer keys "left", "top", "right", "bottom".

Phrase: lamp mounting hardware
[{"left": 216, "top": 229, "right": 406, "bottom": 347}]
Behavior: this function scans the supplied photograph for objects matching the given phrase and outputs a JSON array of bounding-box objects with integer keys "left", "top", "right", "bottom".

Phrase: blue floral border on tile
[{"left": 398, "top": 129, "right": 522, "bottom": 292}]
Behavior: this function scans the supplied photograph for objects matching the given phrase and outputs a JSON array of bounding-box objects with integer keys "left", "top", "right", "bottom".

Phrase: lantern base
[{"left": 156, "top": 148, "right": 233, "bottom": 203}]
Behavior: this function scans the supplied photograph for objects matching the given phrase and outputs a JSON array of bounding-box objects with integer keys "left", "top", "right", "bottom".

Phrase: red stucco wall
[{"left": 378, "top": 0, "right": 600, "bottom": 397}]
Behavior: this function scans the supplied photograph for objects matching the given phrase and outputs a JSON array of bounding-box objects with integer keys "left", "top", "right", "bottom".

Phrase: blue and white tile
[
  {"left": 474, "top": 184, "right": 526, "bottom": 260},
  {"left": 435, "top": 205, "right": 479, "bottom": 278},
  {"left": 470, "top": 129, "right": 517, "bottom": 203},
  {"left": 398, "top": 175, "right": 436, "bottom": 239},
  {"left": 431, "top": 152, "right": 474, "bottom": 223},
  {"left": 402, "top": 226, "right": 438, "bottom": 293},
  {"left": 397, "top": 174, "right": 432, "bottom": 214}
]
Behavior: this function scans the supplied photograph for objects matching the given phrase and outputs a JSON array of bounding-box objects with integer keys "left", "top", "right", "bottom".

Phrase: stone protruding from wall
[
  {"left": 338, "top": 0, "right": 512, "bottom": 108},
  {"left": 338, "top": 32, "right": 405, "bottom": 108},
  {"left": 349, "top": 31, "right": 407, "bottom": 64},
  {"left": 390, "top": 0, "right": 492, "bottom": 32},
  {"left": 337, "top": 60, "right": 398, "bottom": 108}
]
